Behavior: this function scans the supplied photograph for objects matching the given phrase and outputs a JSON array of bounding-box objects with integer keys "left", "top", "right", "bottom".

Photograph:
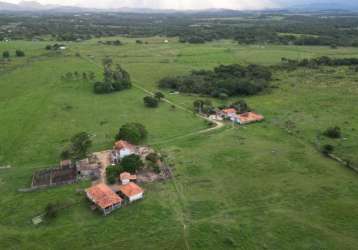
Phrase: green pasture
[{"left": 0, "top": 37, "right": 357, "bottom": 249}]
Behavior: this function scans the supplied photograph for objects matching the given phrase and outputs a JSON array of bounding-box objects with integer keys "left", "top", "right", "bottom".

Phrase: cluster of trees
[
  {"left": 61, "top": 71, "right": 96, "bottom": 81},
  {"left": 60, "top": 132, "right": 92, "bottom": 161},
  {"left": 2, "top": 50, "right": 25, "bottom": 58},
  {"left": 143, "top": 92, "right": 165, "bottom": 108},
  {"left": 159, "top": 64, "right": 272, "bottom": 97},
  {"left": 193, "top": 99, "right": 250, "bottom": 115},
  {"left": 98, "top": 40, "right": 123, "bottom": 46},
  {"left": 280, "top": 56, "right": 358, "bottom": 69},
  {"left": 115, "top": 122, "right": 147, "bottom": 144},
  {"left": 94, "top": 58, "right": 131, "bottom": 94}
]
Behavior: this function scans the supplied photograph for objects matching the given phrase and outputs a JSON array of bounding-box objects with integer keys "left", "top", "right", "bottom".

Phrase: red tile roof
[
  {"left": 86, "top": 184, "right": 122, "bottom": 209},
  {"left": 222, "top": 108, "right": 237, "bottom": 114},
  {"left": 239, "top": 112, "right": 264, "bottom": 124},
  {"left": 114, "top": 140, "right": 135, "bottom": 150},
  {"left": 119, "top": 172, "right": 137, "bottom": 180},
  {"left": 119, "top": 182, "right": 144, "bottom": 198}
]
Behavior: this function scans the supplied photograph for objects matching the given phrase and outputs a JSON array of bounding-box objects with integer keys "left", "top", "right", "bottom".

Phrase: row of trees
[
  {"left": 2, "top": 50, "right": 25, "bottom": 58},
  {"left": 280, "top": 56, "right": 358, "bottom": 70},
  {"left": 158, "top": 64, "right": 272, "bottom": 97},
  {"left": 61, "top": 71, "right": 96, "bottom": 81},
  {"left": 94, "top": 58, "right": 132, "bottom": 94}
]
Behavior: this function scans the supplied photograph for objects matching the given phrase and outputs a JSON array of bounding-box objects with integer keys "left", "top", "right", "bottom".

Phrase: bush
[
  {"left": 120, "top": 154, "right": 143, "bottom": 173},
  {"left": 146, "top": 152, "right": 159, "bottom": 163},
  {"left": 106, "top": 165, "right": 122, "bottom": 184},
  {"left": 2, "top": 51, "right": 10, "bottom": 58},
  {"left": 323, "top": 126, "right": 341, "bottom": 139},
  {"left": 154, "top": 92, "right": 165, "bottom": 100},
  {"left": 115, "top": 123, "right": 147, "bottom": 144},
  {"left": 322, "top": 144, "right": 334, "bottom": 155},
  {"left": 15, "top": 50, "right": 25, "bottom": 57},
  {"left": 44, "top": 203, "right": 59, "bottom": 220},
  {"left": 143, "top": 96, "right": 159, "bottom": 108}
]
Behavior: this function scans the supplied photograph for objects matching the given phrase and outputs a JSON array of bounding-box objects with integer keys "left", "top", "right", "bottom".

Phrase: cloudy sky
[{"left": 1, "top": 0, "right": 330, "bottom": 10}]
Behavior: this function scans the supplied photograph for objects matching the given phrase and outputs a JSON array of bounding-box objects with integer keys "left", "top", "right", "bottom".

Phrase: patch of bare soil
[{"left": 137, "top": 161, "right": 172, "bottom": 184}]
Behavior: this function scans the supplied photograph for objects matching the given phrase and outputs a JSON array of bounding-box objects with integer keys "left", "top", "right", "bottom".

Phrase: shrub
[
  {"left": 2, "top": 51, "right": 10, "bottom": 58},
  {"left": 44, "top": 203, "right": 59, "bottom": 220},
  {"left": 143, "top": 96, "right": 159, "bottom": 108},
  {"left": 154, "top": 92, "right": 165, "bottom": 100},
  {"left": 115, "top": 123, "right": 147, "bottom": 144},
  {"left": 120, "top": 154, "right": 143, "bottom": 173},
  {"left": 106, "top": 165, "right": 122, "bottom": 184},
  {"left": 15, "top": 50, "right": 25, "bottom": 57},
  {"left": 146, "top": 152, "right": 159, "bottom": 163},
  {"left": 322, "top": 144, "right": 334, "bottom": 155},
  {"left": 323, "top": 126, "right": 341, "bottom": 139}
]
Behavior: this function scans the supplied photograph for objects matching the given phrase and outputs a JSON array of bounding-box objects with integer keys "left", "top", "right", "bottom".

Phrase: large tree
[
  {"left": 68, "top": 132, "right": 92, "bottom": 160},
  {"left": 120, "top": 154, "right": 143, "bottom": 174},
  {"left": 115, "top": 123, "right": 147, "bottom": 144}
]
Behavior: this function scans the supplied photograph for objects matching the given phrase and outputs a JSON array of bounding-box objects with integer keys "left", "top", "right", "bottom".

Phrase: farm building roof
[
  {"left": 86, "top": 184, "right": 122, "bottom": 209},
  {"left": 238, "top": 112, "right": 264, "bottom": 124},
  {"left": 114, "top": 140, "right": 135, "bottom": 150},
  {"left": 119, "top": 172, "right": 137, "bottom": 181},
  {"left": 119, "top": 182, "right": 144, "bottom": 198},
  {"left": 222, "top": 108, "right": 237, "bottom": 114}
]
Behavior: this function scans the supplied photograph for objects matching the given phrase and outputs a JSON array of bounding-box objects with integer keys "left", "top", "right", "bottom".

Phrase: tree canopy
[
  {"left": 159, "top": 64, "right": 272, "bottom": 97},
  {"left": 115, "top": 123, "right": 147, "bottom": 144}
]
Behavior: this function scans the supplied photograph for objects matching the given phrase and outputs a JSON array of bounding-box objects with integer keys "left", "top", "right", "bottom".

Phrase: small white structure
[
  {"left": 164, "top": 40, "right": 169, "bottom": 44},
  {"left": 119, "top": 172, "right": 137, "bottom": 185},
  {"left": 119, "top": 182, "right": 144, "bottom": 203},
  {"left": 59, "top": 46, "right": 67, "bottom": 50}
]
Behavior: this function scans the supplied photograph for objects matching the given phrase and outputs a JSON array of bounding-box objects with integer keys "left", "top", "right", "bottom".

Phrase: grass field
[{"left": 0, "top": 37, "right": 358, "bottom": 249}]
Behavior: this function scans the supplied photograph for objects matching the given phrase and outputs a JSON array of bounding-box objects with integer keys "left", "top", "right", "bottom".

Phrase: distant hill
[{"left": 289, "top": 1, "right": 358, "bottom": 11}]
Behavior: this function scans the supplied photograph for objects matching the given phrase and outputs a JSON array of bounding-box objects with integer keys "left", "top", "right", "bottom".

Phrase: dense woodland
[
  {"left": 1, "top": 11, "right": 358, "bottom": 46},
  {"left": 158, "top": 64, "right": 272, "bottom": 97}
]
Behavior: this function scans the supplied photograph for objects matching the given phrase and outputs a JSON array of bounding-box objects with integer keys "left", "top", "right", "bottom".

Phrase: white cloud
[{"left": 3, "top": 0, "right": 278, "bottom": 10}]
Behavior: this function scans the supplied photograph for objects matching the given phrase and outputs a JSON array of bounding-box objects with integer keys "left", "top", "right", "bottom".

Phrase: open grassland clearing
[{"left": 0, "top": 37, "right": 358, "bottom": 249}]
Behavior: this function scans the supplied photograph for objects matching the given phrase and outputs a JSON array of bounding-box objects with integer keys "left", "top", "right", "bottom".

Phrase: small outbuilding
[
  {"left": 119, "top": 172, "right": 137, "bottom": 185},
  {"left": 119, "top": 182, "right": 144, "bottom": 203},
  {"left": 86, "top": 184, "right": 123, "bottom": 216},
  {"left": 238, "top": 112, "right": 264, "bottom": 124}
]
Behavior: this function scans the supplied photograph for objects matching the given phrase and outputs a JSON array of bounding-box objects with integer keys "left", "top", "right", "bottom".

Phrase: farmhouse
[
  {"left": 119, "top": 172, "right": 137, "bottom": 185},
  {"left": 112, "top": 140, "right": 137, "bottom": 163},
  {"left": 86, "top": 183, "right": 123, "bottom": 216},
  {"left": 118, "top": 182, "right": 144, "bottom": 203}
]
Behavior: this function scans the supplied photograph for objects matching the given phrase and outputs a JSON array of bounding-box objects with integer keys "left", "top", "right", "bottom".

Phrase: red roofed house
[
  {"left": 119, "top": 182, "right": 144, "bottom": 203},
  {"left": 112, "top": 140, "right": 136, "bottom": 163},
  {"left": 238, "top": 112, "right": 264, "bottom": 125},
  {"left": 86, "top": 183, "right": 123, "bottom": 215},
  {"left": 119, "top": 172, "right": 137, "bottom": 185}
]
